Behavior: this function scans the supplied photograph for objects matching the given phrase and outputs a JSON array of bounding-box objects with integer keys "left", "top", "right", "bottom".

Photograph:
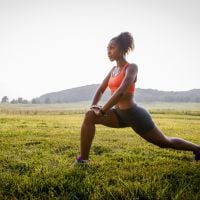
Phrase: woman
[{"left": 76, "top": 32, "right": 200, "bottom": 163}]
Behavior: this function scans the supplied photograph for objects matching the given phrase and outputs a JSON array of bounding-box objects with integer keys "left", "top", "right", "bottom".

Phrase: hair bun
[
  {"left": 118, "top": 32, "right": 134, "bottom": 54},
  {"left": 111, "top": 31, "right": 134, "bottom": 55},
  {"left": 119, "top": 32, "right": 132, "bottom": 39}
]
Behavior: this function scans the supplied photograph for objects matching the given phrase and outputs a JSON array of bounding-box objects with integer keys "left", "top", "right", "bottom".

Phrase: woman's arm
[
  {"left": 91, "top": 67, "right": 114, "bottom": 107},
  {"left": 101, "top": 64, "right": 138, "bottom": 113}
]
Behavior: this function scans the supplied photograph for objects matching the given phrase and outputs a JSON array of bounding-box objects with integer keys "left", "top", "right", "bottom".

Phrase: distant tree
[
  {"left": 22, "top": 99, "right": 29, "bottom": 104},
  {"left": 31, "top": 98, "right": 41, "bottom": 104},
  {"left": 17, "top": 97, "right": 23, "bottom": 104},
  {"left": 31, "top": 98, "right": 37, "bottom": 104},
  {"left": 44, "top": 97, "right": 51, "bottom": 104},
  {"left": 1, "top": 96, "right": 9, "bottom": 103},
  {"left": 10, "top": 99, "right": 17, "bottom": 104}
]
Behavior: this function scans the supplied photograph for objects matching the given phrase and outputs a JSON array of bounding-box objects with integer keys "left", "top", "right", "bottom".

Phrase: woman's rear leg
[{"left": 138, "top": 126, "right": 200, "bottom": 152}]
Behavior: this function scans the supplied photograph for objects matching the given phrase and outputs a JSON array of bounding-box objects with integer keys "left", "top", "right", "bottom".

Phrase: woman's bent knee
[{"left": 84, "top": 109, "right": 96, "bottom": 123}]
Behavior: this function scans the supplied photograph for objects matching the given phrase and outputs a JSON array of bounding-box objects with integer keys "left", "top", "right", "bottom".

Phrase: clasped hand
[{"left": 90, "top": 105, "right": 104, "bottom": 116}]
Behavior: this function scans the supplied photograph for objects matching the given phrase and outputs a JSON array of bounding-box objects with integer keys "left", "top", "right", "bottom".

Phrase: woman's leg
[
  {"left": 80, "top": 109, "right": 120, "bottom": 160},
  {"left": 139, "top": 126, "right": 200, "bottom": 152}
]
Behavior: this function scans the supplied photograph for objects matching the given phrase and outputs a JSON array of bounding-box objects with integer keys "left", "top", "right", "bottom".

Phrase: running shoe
[
  {"left": 193, "top": 150, "right": 200, "bottom": 161},
  {"left": 74, "top": 155, "right": 89, "bottom": 165}
]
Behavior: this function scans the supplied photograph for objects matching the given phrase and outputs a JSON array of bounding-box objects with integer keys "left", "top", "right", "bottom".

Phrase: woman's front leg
[
  {"left": 79, "top": 109, "right": 120, "bottom": 160},
  {"left": 80, "top": 110, "right": 96, "bottom": 160}
]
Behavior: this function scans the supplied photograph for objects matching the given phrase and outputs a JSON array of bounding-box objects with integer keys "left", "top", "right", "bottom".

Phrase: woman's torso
[{"left": 108, "top": 63, "right": 137, "bottom": 109}]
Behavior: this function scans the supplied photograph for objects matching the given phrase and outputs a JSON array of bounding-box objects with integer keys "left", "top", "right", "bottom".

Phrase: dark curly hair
[{"left": 111, "top": 32, "right": 134, "bottom": 55}]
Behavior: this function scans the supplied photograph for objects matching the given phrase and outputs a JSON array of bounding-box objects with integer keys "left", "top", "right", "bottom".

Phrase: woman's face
[{"left": 107, "top": 40, "right": 122, "bottom": 61}]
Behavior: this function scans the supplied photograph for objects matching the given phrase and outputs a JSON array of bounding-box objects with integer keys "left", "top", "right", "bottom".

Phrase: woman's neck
[{"left": 116, "top": 58, "right": 128, "bottom": 69}]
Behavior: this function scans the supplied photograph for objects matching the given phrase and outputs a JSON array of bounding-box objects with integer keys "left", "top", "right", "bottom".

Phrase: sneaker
[
  {"left": 74, "top": 155, "right": 89, "bottom": 165},
  {"left": 193, "top": 150, "right": 200, "bottom": 161}
]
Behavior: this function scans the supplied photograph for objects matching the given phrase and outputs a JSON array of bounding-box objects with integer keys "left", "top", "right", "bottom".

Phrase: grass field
[{"left": 0, "top": 103, "right": 200, "bottom": 200}]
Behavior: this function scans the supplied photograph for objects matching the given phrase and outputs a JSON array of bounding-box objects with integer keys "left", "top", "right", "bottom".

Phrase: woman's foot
[
  {"left": 193, "top": 150, "right": 200, "bottom": 161},
  {"left": 74, "top": 155, "right": 89, "bottom": 164}
]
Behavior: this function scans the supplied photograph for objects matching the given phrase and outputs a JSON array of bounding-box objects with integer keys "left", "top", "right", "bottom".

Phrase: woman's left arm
[{"left": 101, "top": 63, "right": 138, "bottom": 113}]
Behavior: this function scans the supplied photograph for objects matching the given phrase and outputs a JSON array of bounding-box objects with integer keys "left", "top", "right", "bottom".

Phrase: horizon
[
  {"left": 1, "top": 0, "right": 200, "bottom": 100},
  {"left": 1, "top": 84, "right": 200, "bottom": 102}
]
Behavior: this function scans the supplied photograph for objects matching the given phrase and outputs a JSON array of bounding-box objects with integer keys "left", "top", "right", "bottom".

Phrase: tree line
[
  {"left": 1, "top": 96, "right": 52, "bottom": 104},
  {"left": 1, "top": 87, "right": 200, "bottom": 104}
]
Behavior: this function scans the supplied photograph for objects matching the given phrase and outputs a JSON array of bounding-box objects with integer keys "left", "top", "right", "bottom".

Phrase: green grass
[{"left": 0, "top": 103, "right": 200, "bottom": 199}]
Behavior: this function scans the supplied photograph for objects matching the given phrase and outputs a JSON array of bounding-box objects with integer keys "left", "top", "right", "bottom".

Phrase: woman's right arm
[{"left": 91, "top": 68, "right": 113, "bottom": 107}]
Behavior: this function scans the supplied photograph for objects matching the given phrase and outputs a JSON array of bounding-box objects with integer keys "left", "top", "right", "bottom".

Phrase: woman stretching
[{"left": 76, "top": 32, "right": 200, "bottom": 163}]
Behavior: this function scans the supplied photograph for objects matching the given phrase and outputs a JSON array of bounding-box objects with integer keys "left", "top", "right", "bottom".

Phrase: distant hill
[{"left": 35, "top": 84, "right": 200, "bottom": 103}]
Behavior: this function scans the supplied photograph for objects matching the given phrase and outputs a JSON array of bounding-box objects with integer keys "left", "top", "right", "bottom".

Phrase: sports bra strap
[{"left": 121, "top": 63, "right": 129, "bottom": 73}]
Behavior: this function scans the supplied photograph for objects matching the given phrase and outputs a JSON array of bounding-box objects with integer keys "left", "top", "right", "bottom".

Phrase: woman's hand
[
  {"left": 90, "top": 105, "right": 102, "bottom": 110},
  {"left": 90, "top": 105, "right": 106, "bottom": 117},
  {"left": 92, "top": 109, "right": 102, "bottom": 116}
]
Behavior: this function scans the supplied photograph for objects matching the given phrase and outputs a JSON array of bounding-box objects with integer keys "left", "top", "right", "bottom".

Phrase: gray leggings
[{"left": 112, "top": 104, "right": 155, "bottom": 135}]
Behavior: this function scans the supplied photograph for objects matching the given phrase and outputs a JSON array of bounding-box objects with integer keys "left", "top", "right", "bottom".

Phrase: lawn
[{"left": 0, "top": 103, "right": 200, "bottom": 199}]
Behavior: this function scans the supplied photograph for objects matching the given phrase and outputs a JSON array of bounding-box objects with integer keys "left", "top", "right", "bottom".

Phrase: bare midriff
[{"left": 111, "top": 92, "right": 135, "bottom": 109}]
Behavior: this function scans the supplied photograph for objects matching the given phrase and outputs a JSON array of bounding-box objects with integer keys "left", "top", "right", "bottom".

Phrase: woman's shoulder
[
  {"left": 128, "top": 62, "right": 138, "bottom": 68},
  {"left": 127, "top": 63, "right": 138, "bottom": 71}
]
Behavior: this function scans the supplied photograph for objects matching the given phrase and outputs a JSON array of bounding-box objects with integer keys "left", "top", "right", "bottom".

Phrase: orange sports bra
[{"left": 108, "top": 63, "right": 136, "bottom": 94}]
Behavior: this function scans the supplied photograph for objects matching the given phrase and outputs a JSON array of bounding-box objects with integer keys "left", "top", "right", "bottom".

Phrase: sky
[{"left": 0, "top": 0, "right": 200, "bottom": 101}]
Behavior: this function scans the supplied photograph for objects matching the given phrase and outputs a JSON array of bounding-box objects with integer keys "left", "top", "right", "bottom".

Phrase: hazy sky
[{"left": 0, "top": 0, "right": 200, "bottom": 100}]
